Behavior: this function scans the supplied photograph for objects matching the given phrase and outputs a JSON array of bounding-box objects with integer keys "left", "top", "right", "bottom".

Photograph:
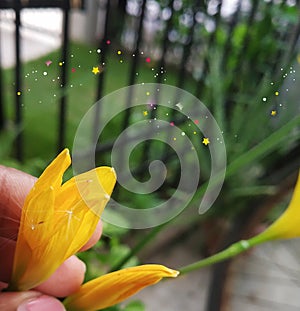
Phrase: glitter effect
[{"left": 45, "top": 60, "right": 52, "bottom": 67}]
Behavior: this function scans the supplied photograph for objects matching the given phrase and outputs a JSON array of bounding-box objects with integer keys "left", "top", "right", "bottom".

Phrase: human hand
[{"left": 0, "top": 165, "right": 102, "bottom": 310}]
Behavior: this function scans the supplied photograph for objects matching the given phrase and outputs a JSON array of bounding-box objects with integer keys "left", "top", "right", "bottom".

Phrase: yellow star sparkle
[
  {"left": 92, "top": 66, "right": 100, "bottom": 75},
  {"left": 202, "top": 137, "right": 210, "bottom": 145},
  {"left": 143, "top": 111, "right": 148, "bottom": 116},
  {"left": 271, "top": 110, "right": 277, "bottom": 116}
]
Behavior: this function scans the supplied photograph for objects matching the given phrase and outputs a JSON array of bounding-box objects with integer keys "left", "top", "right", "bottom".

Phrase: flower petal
[
  {"left": 33, "top": 148, "right": 71, "bottom": 191},
  {"left": 249, "top": 172, "right": 300, "bottom": 244},
  {"left": 63, "top": 265, "right": 179, "bottom": 311},
  {"left": 9, "top": 150, "right": 117, "bottom": 291}
]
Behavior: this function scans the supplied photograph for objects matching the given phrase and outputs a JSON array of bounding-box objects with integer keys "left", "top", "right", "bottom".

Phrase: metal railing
[{"left": 0, "top": 0, "right": 299, "bottom": 162}]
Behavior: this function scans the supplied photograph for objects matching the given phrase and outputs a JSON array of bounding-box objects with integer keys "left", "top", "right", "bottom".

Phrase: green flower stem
[
  {"left": 179, "top": 236, "right": 266, "bottom": 275},
  {"left": 109, "top": 224, "right": 165, "bottom": 272},
  {"left": 112, "top": 116, "right": 300, "bottom": 273}
]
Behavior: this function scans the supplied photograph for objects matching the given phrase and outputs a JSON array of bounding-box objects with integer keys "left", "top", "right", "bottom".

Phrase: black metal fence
[{"left": 0, "top": 0, "right": 299, "bottom": 162}]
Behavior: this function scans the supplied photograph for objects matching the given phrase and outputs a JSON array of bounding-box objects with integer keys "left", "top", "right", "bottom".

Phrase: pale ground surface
[
  {"left": 0, "top": 9, "right": 62, "bottom": 68},
  {"left": 129, "top": 239, "right": 300, "bottom": 311},
  {"left": 1, "top": 8, "right": 300, "bottom": 311},
  {"left": 227, "top": 239, "right": 300, "bottom": 311},
  {"left": 128, "top": 242, "right": 211, "bottom": 311}
]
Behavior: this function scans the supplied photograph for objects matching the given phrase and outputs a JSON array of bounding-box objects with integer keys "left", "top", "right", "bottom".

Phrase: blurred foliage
[{"left": 0, "top": 127, "right": 46, "bottom": 175}]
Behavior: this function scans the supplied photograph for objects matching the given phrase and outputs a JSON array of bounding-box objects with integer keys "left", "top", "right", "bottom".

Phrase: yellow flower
[
  {"left": 250, "top": 172, "right": 300, "bottom": 244},
  {"left": 8, "top": 149, "right": 179, "bottom": 310},
  {"left": 9, "top": 149, "right": 116, "bottom": 291},
  {"left": 63, "top": 264, "right": 179, "bottom": 311}
]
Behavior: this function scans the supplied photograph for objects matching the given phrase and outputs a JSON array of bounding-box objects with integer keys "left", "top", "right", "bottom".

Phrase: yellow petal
[
  {"left": 9, "top": 149, "right": 117, "bottom": 291},
  {"left": 63, "top": 264, "right": 179, "bottom": 311},
  {"left": 33, "top": 148, "right": 71, "bottom": 191},
  {"left": 250, "top": 172, "right": 300, "bottom": 244}
]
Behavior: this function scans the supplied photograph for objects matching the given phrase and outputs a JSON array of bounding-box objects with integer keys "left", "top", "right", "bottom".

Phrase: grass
[{"left": 2, "top": 41, "right": 196, "bottom": 162}]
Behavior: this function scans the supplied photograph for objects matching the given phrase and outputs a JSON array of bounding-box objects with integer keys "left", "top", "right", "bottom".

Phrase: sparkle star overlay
[
  {"left": 271, "top": 110, "right": 277, "bottom": 116},
  {"left": 45, "top": 60, "right": 52, "bottom": 67},
  {"left": 92, "top": 67, "right": 100, "bottom": 75},
  {"left": 202, "top": 137, "right": 210, "bottom": 145}
]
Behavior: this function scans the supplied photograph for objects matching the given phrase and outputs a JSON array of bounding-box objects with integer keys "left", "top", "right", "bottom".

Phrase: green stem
[
  {"left": 112, "top": 116, "right": 300, "bottom": 272},
  {"left": 109, "top": 224, "right": 166, "bottom": 272},
  {"left": 179, "top": 237, "right": 262, "bottom": 275}
]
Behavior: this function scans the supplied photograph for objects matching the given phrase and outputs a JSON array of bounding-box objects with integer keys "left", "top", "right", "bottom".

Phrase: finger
[
  {"left": 0, "top": 166, "right": 102, "bottom": 251},
  {"left": 0, "top": 237, "right": 15, "bottom": 282},
  {"left": 0, "top": 166, "right": 36, "bottom": 240},
  {"left": 0, "top": 291, "right": 41, "bottom": 310},
  {"left": 0, "top": 166, "right": 100, "bottom": 294},
  {"left": 0, "top": 166, "right": 36, "bottom": 284},
  {"left": 35, "top": 256, "right": 86, "bottom": 297},
  {"left": 17, "top": 295, "right": 66, "bottom": 311},
  {"left": 0, "top": 291, "right": 66, "bottom": 311},
  {"left": 79, "top": 220, "right": 102, "bottom": 252}
]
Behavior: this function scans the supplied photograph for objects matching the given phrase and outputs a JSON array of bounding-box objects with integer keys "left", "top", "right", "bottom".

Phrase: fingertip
[
  {"left": 0, "top": 166, "right": 36, "bottom": 285},
  {"left": 17, "top": 295, "right": 66, "bottom": 311},
  {"left": 79, "top": 220, "right": 102, "bottom": 252},
  {"left": 35, "top": 256, "right": 86, "bottom": 297},
  {"left": 0, "top": 166, "right": 36, "bottom": 210},
  {"left": 0, "top": 291, "right": 41, "bottom": 310}
]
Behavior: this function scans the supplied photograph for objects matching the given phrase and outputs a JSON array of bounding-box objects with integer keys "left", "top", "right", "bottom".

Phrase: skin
[{"left": 0, "top": 166, "right": 102, "bottom": 310}]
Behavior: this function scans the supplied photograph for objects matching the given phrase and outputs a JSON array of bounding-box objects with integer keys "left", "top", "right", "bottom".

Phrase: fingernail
[{"left": 17, "top": 295, "right": 66, "bottom": 311}]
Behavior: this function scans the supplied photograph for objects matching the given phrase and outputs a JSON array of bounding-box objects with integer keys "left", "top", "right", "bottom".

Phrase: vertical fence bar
[
  {"left": 156, "top": 0, "right": 174, "bottom": 85},
  {"left": 221, "top": 0, "right": 241, "bottom": 116},
  {"left": 127, "top": 0, "right": 146, "bottom": 88},
  {"left": 92, "top": 0, "right": 110, "bottom": 155},
  {"left": 58, "top": 0, "right": 70, "bottom": 152},
  {"left": 95, "top": 0, "right": 110, "bottom": 101},
  {"left": 177, "top": 0, "right": 200, "bottom": 90},
  {"left": 270, "top": 17, "right": 286, "bottom": 75},
  {"left": 232, "top": 0, "right": 259, "bottom": 78},
  {"left": 195, "top": 0, "right": 223, "bottom": 99},
  {"left": 222, "top": 0, "right": 259, "bottom": 116},
  {"left": 93, "top": 0, "right": 110, "bottom": 144},
  {"left": 167, "top": 0, "right": 200, "bottom": 188},
  {"left": 138, "top": 0, "right": 175, "bottom": 167},
  {"left": 113, "top": 0, "right": 147, "bottom": 188},
  {"left": 121, "top": 0, "right": 147, "bottom": 130},
  {"left": 221, "top": 0, "right": 241, "bottom": 69},
  {"left": 273, "top": 3, "right": 300, "bottom": 79},
  {"left": 14, "top": 0, "right": 23, "bottom": 161},
  {"left": 157, "top": 0, "right": 200, "bottom": 173}
]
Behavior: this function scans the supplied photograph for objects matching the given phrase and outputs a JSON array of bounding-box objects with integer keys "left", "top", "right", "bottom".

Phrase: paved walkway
[
  {"left": 129, "top": 239, "right": 300, "bottom": 311},
  {"left": 0, "top": 9, "right": 61, "bottom": 68}
]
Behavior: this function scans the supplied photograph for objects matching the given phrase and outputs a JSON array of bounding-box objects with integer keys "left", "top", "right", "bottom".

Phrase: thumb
[{"left": 0, "top": 291, "right": 66, "bottom": 311}]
